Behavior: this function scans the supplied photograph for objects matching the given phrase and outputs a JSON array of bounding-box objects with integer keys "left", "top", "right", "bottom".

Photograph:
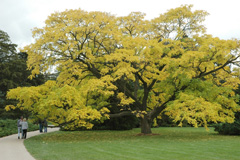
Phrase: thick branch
[
  {"left": 148, "top": 79, "right": 157, "bottom": 91},
  {"left": 49, "top": 119, "right": 75, "bottom": 128},
  {"left": 108, "top": 111, "right": 133, "bottom": 118},
  {"left": 136, "top": 72, "right": 147, "bottom": 86},
  {"left": 149, "top": 93, "right": 177, "bottom": 120},
  {"left": 195, "top": 57, "right": 238, "bottom": 78},
  {"left": 116, "top": 80, "right": 142, "bottom": 109}
]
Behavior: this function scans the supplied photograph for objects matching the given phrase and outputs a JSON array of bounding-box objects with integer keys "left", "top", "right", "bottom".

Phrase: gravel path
[{"left": 0, "top": 127, "right": 59, "bottom": 160}]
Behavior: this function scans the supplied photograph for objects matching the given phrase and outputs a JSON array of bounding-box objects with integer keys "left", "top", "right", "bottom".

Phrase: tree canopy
[{"left": 6, "top": 5, "right": 240, "bottom": 133}]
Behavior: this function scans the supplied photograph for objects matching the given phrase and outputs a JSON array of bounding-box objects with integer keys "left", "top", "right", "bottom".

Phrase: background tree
[
  {"left": 0, "top": 30, "right": 45, "bottom": 119},
  {"left": 6, "top": 5, "right": 240, "bottom": 133}
]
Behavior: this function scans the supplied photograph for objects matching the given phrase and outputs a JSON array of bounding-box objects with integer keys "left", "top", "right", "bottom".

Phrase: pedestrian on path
[
  {"left": 39, "top": 119, "right": 43, "bottom": 133},
  {"left": 20, "top": 118, "right": 28, "bottom": 139},
  {"left": 17, "top": 116, "right": 23, "bottom": 139},
  {"left": 43, "top": 118, "right": 48, "bottom": 133}
]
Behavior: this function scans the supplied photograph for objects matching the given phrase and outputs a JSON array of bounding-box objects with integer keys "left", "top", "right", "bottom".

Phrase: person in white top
[
  {"left": 20, "top": 118, "right": 28, "bottom": 139},
  {"left": 17, "top": 116, "right": 23, "bottom": 139}
]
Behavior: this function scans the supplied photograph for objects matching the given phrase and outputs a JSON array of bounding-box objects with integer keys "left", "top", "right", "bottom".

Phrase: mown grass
[{"left": 25, "top": 127, "right": 240, "bottom": 160}]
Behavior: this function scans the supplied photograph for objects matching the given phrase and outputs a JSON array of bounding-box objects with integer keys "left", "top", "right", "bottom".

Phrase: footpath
[{"left": 0, "top": 127, "right": 59, "bottom": 160}]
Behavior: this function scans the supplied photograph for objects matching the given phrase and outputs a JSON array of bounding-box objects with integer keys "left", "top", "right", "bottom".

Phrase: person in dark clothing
[
  {"left": 39, "top": 119, "right": 43, "bottom": 133},
  {"left": 43, "top": 118, "right": 48, "bottom": 133}
]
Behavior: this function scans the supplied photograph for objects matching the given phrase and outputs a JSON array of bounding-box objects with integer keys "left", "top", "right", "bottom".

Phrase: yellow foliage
[
  {"left": 5, "top": 105, "right": 16, "bottom": 111},
  {"left": 165, "top": 91, "right": 237, "bottom": 129},
  {"left": 6, "top": 5, "right": 240, "bottom": 130},
  {"left": 117, "top": 92, "right": 135, "bottom": 106}
]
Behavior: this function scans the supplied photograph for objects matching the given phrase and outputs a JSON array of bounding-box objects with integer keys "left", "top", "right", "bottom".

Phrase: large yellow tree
[{"left": 6, "top": 5, "right": 240, "bottom": 134}]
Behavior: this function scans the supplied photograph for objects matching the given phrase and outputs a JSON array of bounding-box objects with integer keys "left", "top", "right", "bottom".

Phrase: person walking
[
  {"left": 43, "top": 118, "right": 48, "bottom": 133},
  {"left": 20, "top": 118, "right": 28, "bottom": 139},
  {"left": 17, "top": 116, "right": 23, "bottom": 139},
  {"left": 39, "top": 119, "right": 43, "bottom": 133}
]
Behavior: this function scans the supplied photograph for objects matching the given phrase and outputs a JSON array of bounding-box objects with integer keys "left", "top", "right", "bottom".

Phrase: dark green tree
[{"left": 0, "top": 30, "right": 45, "bottom": 119}]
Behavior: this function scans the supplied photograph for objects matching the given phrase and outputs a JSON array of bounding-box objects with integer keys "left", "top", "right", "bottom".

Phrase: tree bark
[
  {"left": 140, "top": 116, "right": 152, "bottom": 134},
  {"left": 108, "top": 111, "right": 133, "bottom": 118}
]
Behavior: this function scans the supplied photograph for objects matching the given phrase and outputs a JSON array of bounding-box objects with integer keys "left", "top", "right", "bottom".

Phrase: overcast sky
[{"left": 1, "top": 0, "right": 240, "bottom": 49}]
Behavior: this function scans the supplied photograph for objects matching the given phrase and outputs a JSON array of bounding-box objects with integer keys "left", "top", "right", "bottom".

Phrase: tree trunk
[{"left": 140, "top": 116, "right": 152, "bottom": 134}]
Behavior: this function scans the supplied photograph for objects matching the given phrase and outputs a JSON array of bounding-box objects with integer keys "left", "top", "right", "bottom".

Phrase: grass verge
[{"left": 25, "top": 127, "right": 240, "bottom": 160}]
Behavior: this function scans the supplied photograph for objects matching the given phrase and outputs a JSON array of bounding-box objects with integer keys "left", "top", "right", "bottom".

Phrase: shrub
[
  {"left": 214, "top": 112, "right": 240, "bottom": 135},
  {"left": 93, "top": 115, "right": 139, "bottom": 130}
]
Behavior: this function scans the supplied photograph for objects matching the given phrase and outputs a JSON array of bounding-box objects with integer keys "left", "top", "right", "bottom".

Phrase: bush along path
[{"left": 0, "top": 127, "right": 59, "bottom": 160}]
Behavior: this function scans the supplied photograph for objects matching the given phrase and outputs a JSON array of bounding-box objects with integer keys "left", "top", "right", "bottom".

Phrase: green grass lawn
[{"left": 24, "top": 127, "right": 240, "bottom": 160}]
